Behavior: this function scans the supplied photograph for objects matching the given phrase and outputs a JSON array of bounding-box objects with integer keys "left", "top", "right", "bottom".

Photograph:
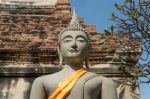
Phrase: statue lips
[
  {"left": 69, "top": 49, "right": 79, "bottom": 53},
  {"left": 68, "top": 49, "right": 80, "bottom": 56}
]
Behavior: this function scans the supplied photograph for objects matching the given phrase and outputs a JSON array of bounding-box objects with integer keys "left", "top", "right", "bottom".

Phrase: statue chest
[{"left": 44, "top": 72, "right": 102, "bottom": 99}]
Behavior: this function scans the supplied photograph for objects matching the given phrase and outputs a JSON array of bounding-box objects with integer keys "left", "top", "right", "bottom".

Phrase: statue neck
[{"left": 63, "top": 63, "right": 84, "bottom": 71}]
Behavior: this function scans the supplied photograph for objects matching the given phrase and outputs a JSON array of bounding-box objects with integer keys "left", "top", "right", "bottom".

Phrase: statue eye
[
  {"left": 63, "top": 38, "right": 72, "bottom": 43},
  {"left": 77, "top": 38, "right": 86, "bottom": 42}
]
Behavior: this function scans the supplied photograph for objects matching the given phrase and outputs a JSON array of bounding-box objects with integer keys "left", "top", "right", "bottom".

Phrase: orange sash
[{"left": 48, "top": 68, "right": 87, "bottom": 99}]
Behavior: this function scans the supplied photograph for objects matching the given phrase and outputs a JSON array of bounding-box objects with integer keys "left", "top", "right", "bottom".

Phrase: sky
[{"left": 70, "top": 0, "right": 150, "bottom": 99}]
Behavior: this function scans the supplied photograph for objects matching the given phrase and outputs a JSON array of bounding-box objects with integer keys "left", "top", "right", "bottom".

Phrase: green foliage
[
  {"left": 115, "top": 3, "right": 124, "bottom": 11},
  {"left": 129, "top": 8, "right": 140, "bottom": 19},
  {"left": 114, "top": 78, "right": 128, "bottom": 87},
  {"left": 104, "top": 30, "right": 111, "bottom": 36},
  {"left": 104, "top": 25, "right": 115, "bottom": 36},
  {"left": 110, "top": 25, "right": 115, "bottom": 33},
  {"left": 125, "top": 0, "right": 132, "bottom": 3},
  {"left": 131, "top": 69, "right": 147, "bottom": 78},
  {"left": 111, "top": 13, "right": 118, "bottom": 19},
  {"left": 107, "top": 0, "right": 150, "bottom": 83},
  {"left": 137, "top": 71, "right": 147, "bottom": 77}
]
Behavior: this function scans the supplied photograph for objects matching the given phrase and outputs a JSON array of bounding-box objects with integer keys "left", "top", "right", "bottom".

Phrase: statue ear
[
  {"left": 85, "top": 45, "right": 91, "bottom": 68},
  {"left": 85, "top": 56, "right": 90, "bottom": 68},
  {"left": 57, "top": 47, "right": 63, "bottom": 67}
]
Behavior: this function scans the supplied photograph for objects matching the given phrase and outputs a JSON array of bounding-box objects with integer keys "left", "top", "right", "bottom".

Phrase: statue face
[{"left": 59, "top": 31, "right": 89, "bottom": 64}]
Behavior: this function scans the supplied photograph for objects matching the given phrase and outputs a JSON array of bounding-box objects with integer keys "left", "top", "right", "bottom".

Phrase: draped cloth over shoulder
[{"left": 48, "top": 68, "right": 87, "bottom": 99}]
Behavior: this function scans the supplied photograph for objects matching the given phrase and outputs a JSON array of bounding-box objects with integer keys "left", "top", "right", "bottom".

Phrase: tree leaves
[
  {"left": 108, "top": 0, "right": 150, "bottom": 83},
  {"left": 125, "top": 0, "right": 132, "bottom": 3},
  {"left": 104, "top": 25, "right": 115, "bottom": 36},
  {"left": 115, "top": 3, "right": 124, "bottom": 11},
  {"left": 111, "top": 13, "right": 118, "bottom": 19}
]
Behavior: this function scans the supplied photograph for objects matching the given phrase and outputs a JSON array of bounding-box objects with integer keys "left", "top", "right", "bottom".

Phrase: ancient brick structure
[
  {"left": 0, "top": 0, "right": 71, "bottom": 65},
  {"left": 0, "top": 0, "right": 140, "bottom": 66},
  {"left": 0, "top": 0, "right": 140, "bottom": 99}
]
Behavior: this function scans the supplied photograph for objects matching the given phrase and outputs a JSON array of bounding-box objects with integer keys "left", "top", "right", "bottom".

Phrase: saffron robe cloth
[{"left": 48, "top": 68, "right": 87, "bottom": 99}]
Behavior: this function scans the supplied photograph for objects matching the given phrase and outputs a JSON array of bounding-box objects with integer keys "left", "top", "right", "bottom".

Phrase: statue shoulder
[
  {"left": 84, "top": 71, "right": 115, "bottom": 85},
  {"left": 32, "top": 70, "right": 62, "bottom": 84},
  {"left": 32, "top": 75, "right": 46, "bottom": 85}
]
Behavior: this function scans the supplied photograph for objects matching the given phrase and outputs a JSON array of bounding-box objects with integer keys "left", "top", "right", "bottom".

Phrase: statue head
[{"left": 58, "top": 9, "right": 90, "bottom": 68}]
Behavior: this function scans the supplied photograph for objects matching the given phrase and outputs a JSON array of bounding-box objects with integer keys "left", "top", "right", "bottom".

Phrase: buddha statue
[{"left": 30, "top": 9, "right": 118, "bottom": 99}]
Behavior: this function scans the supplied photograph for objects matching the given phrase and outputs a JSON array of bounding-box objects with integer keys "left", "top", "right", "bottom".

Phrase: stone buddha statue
[{"left": 30, "top": 9, "right": 118, "bottom": 99}]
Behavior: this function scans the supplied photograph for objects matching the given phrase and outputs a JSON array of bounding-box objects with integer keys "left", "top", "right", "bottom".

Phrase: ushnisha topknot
[{"left": 58, "top": 8, "right": 90, "bottom": 45}]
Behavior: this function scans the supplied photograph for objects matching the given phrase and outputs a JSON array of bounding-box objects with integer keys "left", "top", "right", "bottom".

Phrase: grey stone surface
[
  {"left": 0, "top": 78, "right": 33, "bottom": 99},
  {"left": 0, "top": 0, "right": 57, "bottom": 14}
]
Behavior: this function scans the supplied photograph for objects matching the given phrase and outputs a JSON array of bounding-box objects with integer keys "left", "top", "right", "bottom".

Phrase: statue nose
[{"left": 71, "top": 41, "right": 77, "bottom": 49}]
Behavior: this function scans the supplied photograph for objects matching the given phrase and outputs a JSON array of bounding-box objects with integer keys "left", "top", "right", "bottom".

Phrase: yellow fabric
[{"left": 48, "top": 68, "right": 87, "bottom": 99}]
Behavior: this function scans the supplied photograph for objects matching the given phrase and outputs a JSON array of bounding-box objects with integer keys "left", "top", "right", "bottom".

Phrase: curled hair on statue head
[{"left": 58, "top": 8, "right": 90, "bottom": 46}]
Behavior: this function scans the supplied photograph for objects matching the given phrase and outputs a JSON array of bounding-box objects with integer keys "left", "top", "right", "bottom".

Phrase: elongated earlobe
[
  {"left": 85, "top": 56, "right": 90, "bottom": 68},
  {"left": 85, "top": 45, "right": 91, "bottom": 68},
  {"left": 57, "top": 47, "right": 63, "bottom": 67}
]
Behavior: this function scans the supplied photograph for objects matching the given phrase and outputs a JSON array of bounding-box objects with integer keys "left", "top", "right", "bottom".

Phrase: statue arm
[
  {"left": 101, "top": 78, "right": 118, "bottom": 99},
  {"left": 30, "top": 77, "right": 46, "bottom": 99}
]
